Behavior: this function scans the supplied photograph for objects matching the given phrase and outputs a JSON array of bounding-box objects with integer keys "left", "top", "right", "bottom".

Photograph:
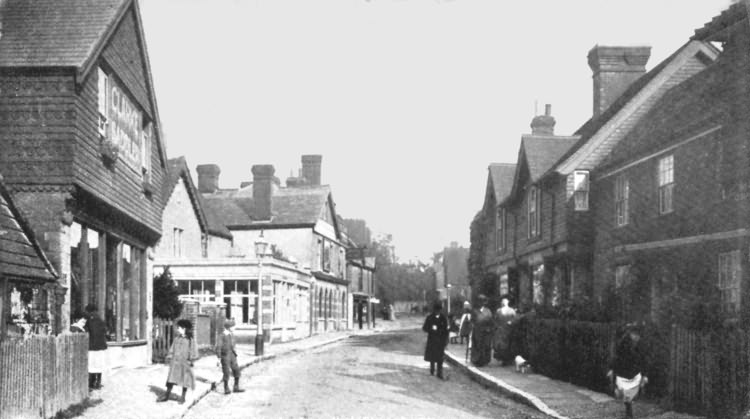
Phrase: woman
[
  {"left": 158, "top": 319, "right": 199, "bottom": 404},
  {"left": 492, "top": 297, "right": 517, "bottom": 366},
  {"left": 84, "top": 304, "right": 108, "bottom": 390},
  {"left": 422, "top": 301, "right": 449, "bottom": 379},
  {"left": 470, "top": 295, "right": 493, "bottom": 367},
  {"left": 608, "top": 324, "right": 648, "bottom": 419},
  {"left": 458, "top": 301, "right": 472, "bottom": 345}
]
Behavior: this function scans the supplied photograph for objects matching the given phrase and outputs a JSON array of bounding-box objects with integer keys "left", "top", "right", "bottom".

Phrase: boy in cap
[{"left": 215, "top": 319, "right": 245, "bottom": 395}]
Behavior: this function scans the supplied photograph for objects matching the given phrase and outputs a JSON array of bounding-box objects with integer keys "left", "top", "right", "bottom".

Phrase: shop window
[
  {"left": 6, "top": 282, "right": 48, "bottom": 337},
  {"left": 70, "top": 222, "right": 101, "bottom": 319}
]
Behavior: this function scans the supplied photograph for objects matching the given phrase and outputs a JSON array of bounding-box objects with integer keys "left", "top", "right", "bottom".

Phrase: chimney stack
[
  {"left": 196, "top": 164, "right": 220, "bottom": 194},
  {"left": 301, "top": 155, "right": 322, "bottom": 186},
  {"left": 588, "top": 45, "right": 651, "bottom": 118},
  {"left": 252, "top": 165, "right": 275, "bottom": 220},
  {"left": 530, "top": 104, "right": 556, "bottom": 135}
]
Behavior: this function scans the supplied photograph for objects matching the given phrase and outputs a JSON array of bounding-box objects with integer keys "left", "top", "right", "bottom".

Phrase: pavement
[
  {"left": 66, "top": 315, "right": 708, "bottom": 419},
  {"left": 443, "top": 344, "right": 707, "bottom": 419},
  {"left": 70, "top": 319, "right": 407, "bottom": 419}
]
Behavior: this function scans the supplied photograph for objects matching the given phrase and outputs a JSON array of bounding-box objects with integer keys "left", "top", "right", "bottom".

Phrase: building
[
  {"left": 153, "top": 157, "right": 313, "bottom": 342},
  {"left": 346, "top": 246, "right": 376, "bottom": 329},
  {"left": 0, "top": 175, "right": 58, "bottom": 338},
  {"left": 0, "top": 0, "right": 167, "bottom": 366},
  {"left": 200, "top": 155, "right": 350, "bottom": 334},
  {"left": 588, "top": 5, "right": 747, "bottom": 325}
]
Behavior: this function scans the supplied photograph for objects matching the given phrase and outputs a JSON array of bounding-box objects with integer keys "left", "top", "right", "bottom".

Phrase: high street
[{"left": 185, "top": 320, "right": 547, "bottom": 419}]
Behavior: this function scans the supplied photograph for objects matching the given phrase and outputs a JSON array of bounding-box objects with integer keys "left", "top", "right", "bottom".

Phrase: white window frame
[
  {"left": 658, "top": 155, "right": 674, "bottom": 215},
  {"left": 615, "top": 176, "right": 629, "bottom": 227},
  {"left": 496, "top": 207, "right": 506, "bottom": 252},
  {"left": 528, "top": 186, "right": 540, "bottom": 238},
  {"left": 718, "top": 250, "right": 741, "bottom": 314},
  {"left": 573, "top": 170, "right": 589, "bottom": 211}
]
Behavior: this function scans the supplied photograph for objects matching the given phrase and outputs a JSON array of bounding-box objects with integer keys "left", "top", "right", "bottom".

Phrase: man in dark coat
[
  {"left": 215, "top": 319, "right": 245, "bottom": 395},
  {"left": 85, "top": 304, "right": 108, "bottom": 390},
  {"left": 422, "top": 301, "right": 449, "bottom": 379}
]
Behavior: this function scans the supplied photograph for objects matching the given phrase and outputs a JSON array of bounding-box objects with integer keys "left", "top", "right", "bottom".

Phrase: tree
[{"left": 153, "top": 267, "right": 182, "bottom": 320}]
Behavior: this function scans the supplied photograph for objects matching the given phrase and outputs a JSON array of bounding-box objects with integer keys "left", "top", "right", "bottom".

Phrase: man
[{"left": 215, "top": 319, "right": 245, "bottom": 395}]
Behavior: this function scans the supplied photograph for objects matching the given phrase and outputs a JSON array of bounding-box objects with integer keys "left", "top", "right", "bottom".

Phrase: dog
[{"left": 514, "top": 355, "right": 531, "bottom": 374}]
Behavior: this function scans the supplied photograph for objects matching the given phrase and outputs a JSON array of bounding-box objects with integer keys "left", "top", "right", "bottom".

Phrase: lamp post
[
  {"left": 254, "top": 235, "right": 269, "bottom": 356},
  {"left": 446, "top": 283, "right": 452, "bottom": 314}
]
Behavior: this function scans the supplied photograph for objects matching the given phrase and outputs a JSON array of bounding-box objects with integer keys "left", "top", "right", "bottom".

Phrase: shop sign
[{"left": 107, "top": 79, "right": 143, "bottom": 172}]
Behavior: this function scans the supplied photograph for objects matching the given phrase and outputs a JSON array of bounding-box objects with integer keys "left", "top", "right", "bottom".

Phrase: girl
[
  {"left": 158, "top": 319, "right": 199, "bottom": 404},
  {"left": 607, "top": 324, "right": 648, "bottom": 419}
]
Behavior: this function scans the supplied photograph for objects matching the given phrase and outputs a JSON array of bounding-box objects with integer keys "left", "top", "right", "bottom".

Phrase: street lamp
[
  {"left": 254, "top": 234, "right": 269, "bottom": 356},
  {"left": 446, "top": 283, "right": 452, "bottom": 314}
]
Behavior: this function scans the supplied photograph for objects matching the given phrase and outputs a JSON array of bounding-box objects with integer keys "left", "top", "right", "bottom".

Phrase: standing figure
[
  {"left": 84, "top": 304, "right": 108, "bottom": 391},
  {"left": 492, "top": 297, "right": 517, "bottom": 366},
  {"left": 422, "top": 301, "right": 449, "bottom": 379},
  {"left": 215, "top": 319, "right": 245, "bottom": 395},
  {"left": 470, "top": 295, "right": 493, "bottom": 367},
  {"left": 458, "top": 301, "right": 472, "bottom": 345},
  {"left": 607, "top": 324, "right": 648, "bottom": 419},
  {"left": 158, "top": 319, "right": 199, "bottom": 404}
]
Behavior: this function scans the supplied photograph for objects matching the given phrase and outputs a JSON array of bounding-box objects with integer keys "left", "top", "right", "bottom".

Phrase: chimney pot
[
  {"left": 196, "top": 164, "right": 220, "bottom": 194},
  {"left": 588, "top": 45, "right": 651, "bottom": 117},
  {"left": 252, "top": 165, "right": 275, "bottom": 220},
  {"left": 530, "top": 104, "right": 556, "bottom": 136}
]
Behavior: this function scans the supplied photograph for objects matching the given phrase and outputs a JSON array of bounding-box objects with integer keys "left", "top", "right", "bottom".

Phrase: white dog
[{"left": 514, "top": 355, "right": 531, "bottom": 374}]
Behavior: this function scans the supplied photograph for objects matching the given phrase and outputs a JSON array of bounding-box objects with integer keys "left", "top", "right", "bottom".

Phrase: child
[
  {"left": 158, "top": 319, "right": 199, "bottom": 404},
  {"left": 448, "top": 314, "right": 459, "bottom": 344},
  {"left": 215, "top": 319, "right": 245, "bottom": 395}
]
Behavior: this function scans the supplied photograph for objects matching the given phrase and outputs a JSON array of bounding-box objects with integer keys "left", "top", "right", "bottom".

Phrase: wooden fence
[
  {"left": 152, "top": 318, "right": 174, "bottom": 363},
  {"left": 516, "top": 318, "right": 750, "bottom": 418},
  {"left": 152, "top": 307, "right": 226, "bottom": 363},
  {"left": 0, "top": 333, "right": 88, "bottom": 419}
]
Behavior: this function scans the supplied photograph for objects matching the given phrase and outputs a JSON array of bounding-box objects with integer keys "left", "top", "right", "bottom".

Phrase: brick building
[
  {"left": 200, "top": 155, "right": 350, "bottom": 335},
  {"left": 153, "top": 157, "right": 313, "bottom": 342},
  {"left": 0, "top": 0, "right": 167, "bottom": 366},
  {"left": 588, "top": 5, "right": 750, "bottom": 324}
]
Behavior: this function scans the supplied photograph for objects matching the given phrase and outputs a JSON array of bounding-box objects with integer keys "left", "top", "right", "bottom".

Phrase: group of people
[
  {"left": 422, "top": 295, "right": 648, "bottom": 418},
  {"left": 71, "top": 306, "right": 246, "bottom": 405}
]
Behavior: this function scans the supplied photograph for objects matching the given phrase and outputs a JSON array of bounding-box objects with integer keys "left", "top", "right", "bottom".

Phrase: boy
[{"left": 215, "top": 319, "right": 245, "bottom": 395}]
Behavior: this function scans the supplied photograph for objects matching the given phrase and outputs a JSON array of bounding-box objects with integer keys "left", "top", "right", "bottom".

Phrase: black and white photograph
[{"left": 0, "top": 1, "right": 745, "bottom": 418}]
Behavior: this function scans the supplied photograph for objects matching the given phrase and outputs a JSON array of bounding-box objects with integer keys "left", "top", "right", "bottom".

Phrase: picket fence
[{"left": 0, "top": 333, "right": 88, "bottom": 419}]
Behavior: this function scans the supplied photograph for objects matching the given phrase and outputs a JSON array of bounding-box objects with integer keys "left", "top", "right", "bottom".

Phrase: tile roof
[
  {"left": 164, "top": 157, "right": 232, "bottom": 240},
  {"left": 488, "top": 163, "right": 516, "bottom": 203},
  {"left": 521, "top": 136, "right": 579, "bottom": 182},
  {"left": 0, "top": 176, "right": 56, "bottom": 281},
  {"left": 692, "top": 1, "right": 749, "bottom": 42},
  {"left": 202, "top": 185, "right": 331, "bottom": 228},
  {"left": 0, "top": 0, "right": 127, "bottom": 68}
]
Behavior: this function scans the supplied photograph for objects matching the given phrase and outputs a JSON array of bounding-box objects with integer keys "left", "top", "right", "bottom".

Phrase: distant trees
[{"left": 370, "top": 234, "right": 433, "bottom": 306}]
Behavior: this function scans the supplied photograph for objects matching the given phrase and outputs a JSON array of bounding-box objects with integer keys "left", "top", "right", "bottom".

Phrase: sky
[{"left": 137, "top": 0, "right": 732, "bottom": 263}]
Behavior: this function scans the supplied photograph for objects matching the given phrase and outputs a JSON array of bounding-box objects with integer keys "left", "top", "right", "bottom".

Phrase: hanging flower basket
[{"left": 100, "top": 137, "right": 120, "bottom": 165}]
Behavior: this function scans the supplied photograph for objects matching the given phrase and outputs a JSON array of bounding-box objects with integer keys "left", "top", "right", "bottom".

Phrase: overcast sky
[{"left": 138, "top": 0, "right": 731, "bottom": 263}]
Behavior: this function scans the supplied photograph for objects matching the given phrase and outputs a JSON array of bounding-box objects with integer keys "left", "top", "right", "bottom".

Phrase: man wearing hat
[{"left": 215, "top": 319, "right": 245, "bottom": 395}]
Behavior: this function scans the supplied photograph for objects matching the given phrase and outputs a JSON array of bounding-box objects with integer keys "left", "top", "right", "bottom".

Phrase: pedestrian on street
[
  {"left": 84, "top": 304, "right": 108, "bottom": 391},
  {"left": 215, "top": 319, "right": 245, "bottom": 395},
  {"left": 607, "top": 323, "right": 648, "bottom": 419},
  {"left": 158, "top": 319, "right": 199, "bottom": 404},
  {"left": 458, "top": 301, "right": 472, "bottom": 345},
  {"left": 70, "top": 311, "right": 87, "bottom": 334},
  {"left": 470, "top": 294, "right": 493, "bottom": 367},
  {"left": 492, "top": 296, "right": 517, "bottom": 366},
  {"left": 422, "top": 301, "right": 449, "bottom": 379}
]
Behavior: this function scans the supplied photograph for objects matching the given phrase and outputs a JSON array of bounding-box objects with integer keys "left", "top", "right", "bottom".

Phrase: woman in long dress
[
  {"left": 470, "top": 295, "right": 493, "bottom": 367},
  {"left": 492, "top": 297, "right": 517, "bottom": 365}
]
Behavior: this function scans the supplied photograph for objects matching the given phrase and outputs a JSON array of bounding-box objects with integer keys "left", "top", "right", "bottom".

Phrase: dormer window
[{"left": 573, "top": 170, "right": 589, "bottom": 211}]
